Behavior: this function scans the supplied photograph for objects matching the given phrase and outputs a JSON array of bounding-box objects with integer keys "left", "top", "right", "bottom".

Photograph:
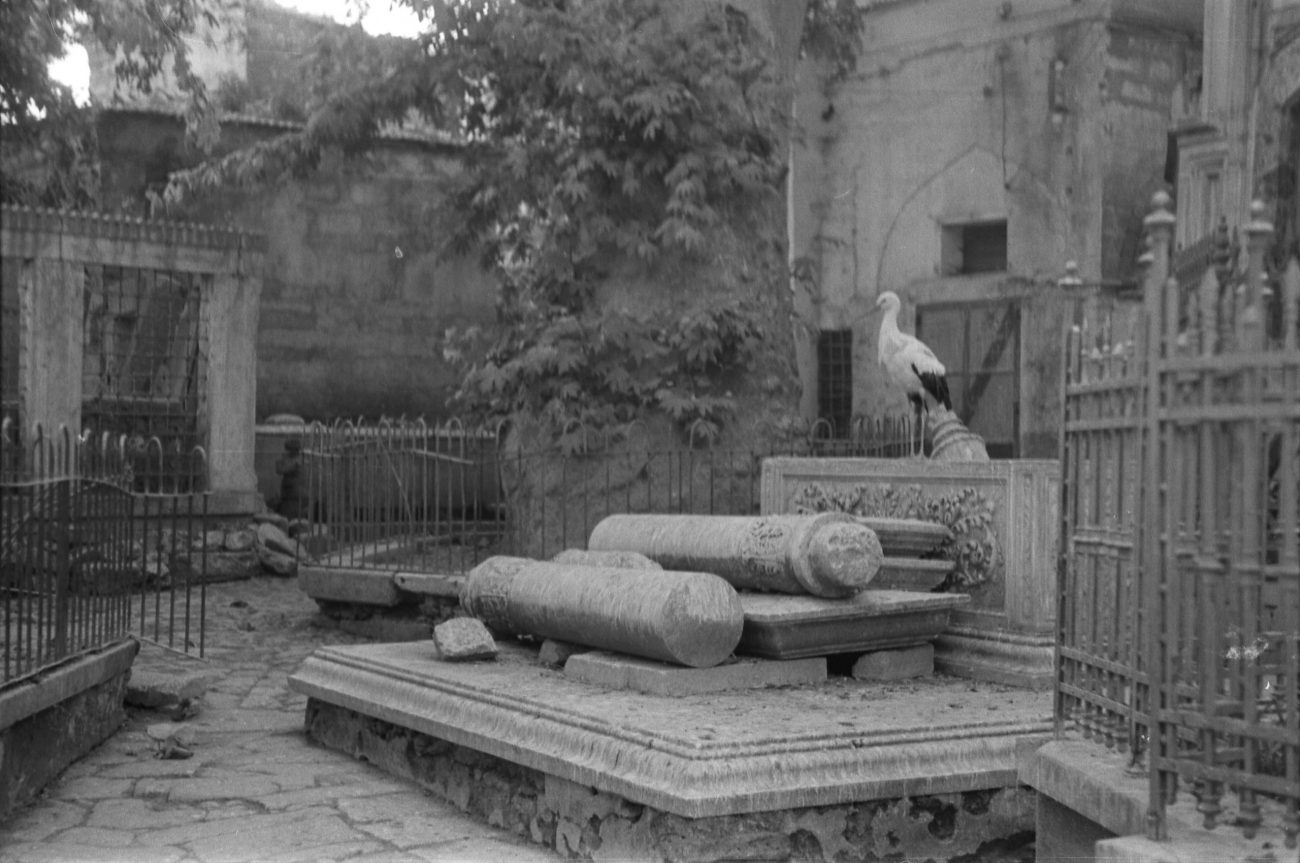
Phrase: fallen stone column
[
  {"left": 587, "top": 513, "right": 882, "bottom": 598},
  {"left": 460, "top": 556, "right": 742, "bottom": 668}
]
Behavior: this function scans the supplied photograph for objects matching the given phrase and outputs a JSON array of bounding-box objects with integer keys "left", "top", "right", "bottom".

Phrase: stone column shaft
[
  {"left": 586, "top": 513, "right": 882, "bottom": 598},
  {"left": 461, "top": 557, "right": 742, "bottom": 668}
]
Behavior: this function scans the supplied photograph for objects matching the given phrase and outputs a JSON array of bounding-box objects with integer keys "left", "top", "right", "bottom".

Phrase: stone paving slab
[{"left": 0, "top": 576, "right": 562, "bottom": 863}]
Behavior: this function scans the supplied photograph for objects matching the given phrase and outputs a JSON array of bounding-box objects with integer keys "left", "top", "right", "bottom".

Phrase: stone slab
[
  {"left": 872, "top": 557, "right": 954, "bottom": 591},
  {"left": 934, "top": 623, "right": 1055, "bottom": 690},
  {"left": 737, "top": 589, "right": 969, "bottom": 660},
  {"left": 851, "top": 644, "right": 933, "bottom": 680},
  {"left": 0, "top": 640, "right": 138, "bottom": 731},
  {"left": 125, "top": 667, "right": 216, "bottom": 710},
  {"left": 565, "top": 651, "right": 826, "bottom": 695},
  {"left": 298, "top": 564, "right": 401, "bottom": 606},
  {"left": 288, "top": 640, "right": 1052, "bottom": 818}
]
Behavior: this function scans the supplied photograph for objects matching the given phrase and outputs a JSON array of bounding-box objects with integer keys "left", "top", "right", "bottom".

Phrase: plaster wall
[
  {"left": 97, "top": 112, "right": 497, "bottom": 422},
  {"left": 1099, "top": 23, "right": 1201, "bottom": 275}
]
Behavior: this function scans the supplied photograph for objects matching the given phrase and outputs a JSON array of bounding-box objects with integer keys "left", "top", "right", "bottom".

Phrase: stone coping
[
  {"left": 290, "top": 641, "right": 1053, "bottom": 818},
  {"left": 1023, "top": 738, "right": 1293, "bottom": 859},
  {"left": 0, "top": 639, "right": 138, "bottom": 731}
]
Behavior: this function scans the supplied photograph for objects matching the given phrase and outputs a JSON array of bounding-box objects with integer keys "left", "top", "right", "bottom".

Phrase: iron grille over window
[
  {"left": 80, "top": 266, "right": 208, "bottom": 492},
  {"left": 816, "top": 329, "right": 853, "bottom": 438}
]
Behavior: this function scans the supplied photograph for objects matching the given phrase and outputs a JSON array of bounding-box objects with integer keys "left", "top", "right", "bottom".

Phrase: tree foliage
[
  {"left": 0, "top": 0, "right": 227, "bottom": 206},
  {"left": 166, "top": 0, "right": 863, "bottom": 449}
]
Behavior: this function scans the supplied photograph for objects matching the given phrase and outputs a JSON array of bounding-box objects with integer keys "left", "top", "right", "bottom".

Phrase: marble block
[
  {"left": 737, "top": 589, "right": 969, "bottom": 660},
  {"left": 565, "top": 651, "right": 826, "bottom": 696}
]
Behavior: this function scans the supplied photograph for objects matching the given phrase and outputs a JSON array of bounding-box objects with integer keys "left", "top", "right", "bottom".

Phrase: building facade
[{"left": 791, "top": 0, "right": 1203, "bottom": 457}]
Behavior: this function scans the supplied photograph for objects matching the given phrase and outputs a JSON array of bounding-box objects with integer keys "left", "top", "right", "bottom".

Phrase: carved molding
[{"left": 789, "top": 481, "right": 1000, "bottom": 590}]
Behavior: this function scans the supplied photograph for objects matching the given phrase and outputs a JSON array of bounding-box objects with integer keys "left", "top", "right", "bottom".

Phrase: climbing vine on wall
[{"left": 789, "top": 482, "right": 1000, "bottom": 590}]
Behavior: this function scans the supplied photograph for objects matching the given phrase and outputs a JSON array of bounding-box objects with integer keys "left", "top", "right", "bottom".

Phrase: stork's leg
[{"left": 908, "top": 396, "right": 924, "bottom": 458}]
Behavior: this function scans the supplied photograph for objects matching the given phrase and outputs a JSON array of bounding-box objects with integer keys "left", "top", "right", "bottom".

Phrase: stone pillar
[
  {"left": 203, "top": 238, "right": 262, "bottom": 512},
  {"left": 461, "top": 556, "right": 743, "bottom": 668},
  {"left": 587, "top": 513, "right": 882, "bottom": 598},
  {"left": 22, "top": 259, "right": 85, "bottom": 454}
]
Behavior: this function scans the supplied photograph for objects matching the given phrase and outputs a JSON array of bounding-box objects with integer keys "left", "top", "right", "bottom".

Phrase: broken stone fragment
[
  {"left": 222, "top": 529, "right": 256, "bottom": 552},
  {"left": 146, "top": 722, "right": 196, "bottom": 760},
  {"left": 433, "top": 617, "right": 498, "bottom": 661},
  {"left": 255, "top": 522, "right": 300, "bottom": 558},
  {"left": 537, "top": 638, "right": 588, "bottom": 667},
  {"left": 257, "top": 545, "right": 297, "bottom": 577}
]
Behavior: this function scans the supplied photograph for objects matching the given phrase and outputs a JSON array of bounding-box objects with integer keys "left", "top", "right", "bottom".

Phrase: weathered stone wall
[
  {"left": 306, "top": 698, "right": 1038, "bottom": 862},
  {"left": 0, "top": 654, "right": 133, "bottom": 819},
  {"left": 96, "top": 111, "right": 497, "bottom": 422},
  {"left": 1099, "top": 22, "right": 1201, "bottom": 279},
  {"left": 789, "top": 0, "right": 1199, "bottom": 457}
]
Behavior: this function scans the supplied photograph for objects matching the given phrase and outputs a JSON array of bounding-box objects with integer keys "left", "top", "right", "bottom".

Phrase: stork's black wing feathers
[{"left": 913, "top": 365, "right": 952, "bottom": 410}]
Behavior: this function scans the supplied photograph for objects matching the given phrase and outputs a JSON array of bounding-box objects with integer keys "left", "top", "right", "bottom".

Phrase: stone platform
[
  {"left": 565, "top": 651, "right": 827, "bottom": 695},
  {"left": 737, "top": 589, "right": 969, "bottom": 660},
  {"left": 289, "top": 641, "right": 1051, "bottom": 821}
]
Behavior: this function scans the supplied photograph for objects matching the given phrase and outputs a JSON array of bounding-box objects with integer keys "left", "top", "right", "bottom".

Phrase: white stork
[{"left": 874, "top": 291, "right": 952, "bottom": 456}]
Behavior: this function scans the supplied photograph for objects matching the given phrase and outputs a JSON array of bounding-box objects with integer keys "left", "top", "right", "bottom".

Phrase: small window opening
[
  {"left": 816, "top": 329, "right": 853, "bottom": 438},
  {"left": 941, "top": 220, "right": 1008, "bottom": 275}
]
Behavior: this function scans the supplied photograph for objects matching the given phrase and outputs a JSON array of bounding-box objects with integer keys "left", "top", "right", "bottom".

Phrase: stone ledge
[
  {"left": 1022, "top": 739, "right": 1149, "bottom": 838},
  {"left": 934, "top": 625, "right": 1055, "bottom": 690},
  {"left": 289, "top": 641, "right": 1053, "bottom": 819},
  {"left": 0, "top": 640, "right": 139, "bottom": 730},
  {"left": 1023, "top": 739, "right": 1293, "bottom": 862}
]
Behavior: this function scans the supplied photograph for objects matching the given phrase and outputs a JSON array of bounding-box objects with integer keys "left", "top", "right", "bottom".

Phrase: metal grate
[
  {"left": 80, "top": 265, "right": 208, "bottom": 493},
  {"left": 1059, "top": 197, "right": 1300, "bottom": 847},
  {"left": 816, "top": 329, "right": 853, "bottom": 439},
  {"left": 301, "top": 415, "right": 915, "bottom": 574},
  {"left": 1, "top": 424, "right": 212, "bottom": 686}
]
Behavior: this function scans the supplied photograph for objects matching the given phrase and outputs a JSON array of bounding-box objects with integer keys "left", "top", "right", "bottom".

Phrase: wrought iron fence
[
  {"left": 1, "top": 421, "right": 212, "bottom": 687},
  {"left": 1059, "top": 195, "right": 1300, "bottom": 847},
  {"left": 300, "top": 413, "right": 914, "bottom": 574}
]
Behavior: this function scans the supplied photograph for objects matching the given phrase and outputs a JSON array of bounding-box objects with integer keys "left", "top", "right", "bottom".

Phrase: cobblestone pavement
[{"left": 0, "top": 576, "right": 562, "bottom": 863}]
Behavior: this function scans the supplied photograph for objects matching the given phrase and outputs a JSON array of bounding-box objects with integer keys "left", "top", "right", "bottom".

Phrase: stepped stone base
[
  {"left": 305, "top": 697, "right": 1041, "bottom": 862},
  {"left": 288, "top": 641, "right": 1052, "bottom": 820}
]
